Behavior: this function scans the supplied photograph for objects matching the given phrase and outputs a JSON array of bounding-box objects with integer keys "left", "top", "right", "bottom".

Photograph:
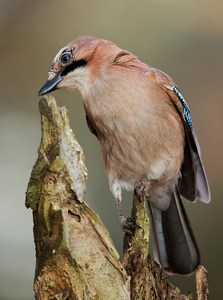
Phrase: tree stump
[{"left": 26, "top": 96, "right": 209, "bottom": 300}]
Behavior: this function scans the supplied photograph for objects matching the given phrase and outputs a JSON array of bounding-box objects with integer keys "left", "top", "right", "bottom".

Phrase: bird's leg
[
  {"left": 115, "top": 196, "right": 138, "bottom": 235},
  {"left": 111, "top": 180, "right": 138, "bottom": 235}
]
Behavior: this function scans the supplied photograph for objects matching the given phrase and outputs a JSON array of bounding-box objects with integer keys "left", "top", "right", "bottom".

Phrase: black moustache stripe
[{"left": 61, "top": 59, "right": 87, "bottom": 77}]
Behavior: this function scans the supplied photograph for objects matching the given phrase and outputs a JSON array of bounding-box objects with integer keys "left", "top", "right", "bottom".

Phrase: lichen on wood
[
  {"left": 26, "top": 96, "right": 130, "bottom": 299},
  {"left": 122, "top": 194, "right": 193, "bottom": 300}
]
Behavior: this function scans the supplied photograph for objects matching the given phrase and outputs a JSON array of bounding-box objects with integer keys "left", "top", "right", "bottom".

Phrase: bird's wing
[{"left": 146, "top": 68, "right": 210, "bottom": 204}]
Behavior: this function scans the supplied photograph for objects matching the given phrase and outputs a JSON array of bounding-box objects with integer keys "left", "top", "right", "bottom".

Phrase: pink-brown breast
[{"left": 83, "top": 64, "right": 185, "bottom": 192}]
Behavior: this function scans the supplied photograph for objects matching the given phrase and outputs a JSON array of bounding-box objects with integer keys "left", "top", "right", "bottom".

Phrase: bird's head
[{"left": 38, "top": 36, "right": 127, "bottom": 98}]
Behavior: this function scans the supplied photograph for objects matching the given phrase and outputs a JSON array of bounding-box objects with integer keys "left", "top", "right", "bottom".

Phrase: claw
[{"left": 120, "top": 216, "right": 140, "bottom": 235}]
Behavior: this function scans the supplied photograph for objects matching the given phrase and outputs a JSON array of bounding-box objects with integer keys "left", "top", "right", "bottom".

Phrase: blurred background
[{"left": 0, "top": 0, "right": 222, "bottom": 299}]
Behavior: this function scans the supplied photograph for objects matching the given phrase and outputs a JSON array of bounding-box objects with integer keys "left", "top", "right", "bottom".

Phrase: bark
[{"left": 26, "top": 96, "right": 209, "bottom": 300}]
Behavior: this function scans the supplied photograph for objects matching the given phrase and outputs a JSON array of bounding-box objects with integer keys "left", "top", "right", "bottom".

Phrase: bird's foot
[
  {"left": 134, "top": 180, "right": 153, "bottom": 199},
  {"left": 120, "top": 216, "right": 140, "bottom": 235}
]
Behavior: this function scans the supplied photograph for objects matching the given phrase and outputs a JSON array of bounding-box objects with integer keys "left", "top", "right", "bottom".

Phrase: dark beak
[{"left": 38, "top": 73, "right": 62, "bottom": 96}]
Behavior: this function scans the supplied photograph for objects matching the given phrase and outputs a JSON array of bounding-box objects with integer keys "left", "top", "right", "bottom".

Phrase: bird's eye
[{"left": 60, "top": 52, "right": 72, "bottom": 65}]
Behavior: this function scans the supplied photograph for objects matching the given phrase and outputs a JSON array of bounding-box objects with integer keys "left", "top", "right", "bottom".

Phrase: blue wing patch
[{"left": 166, "top": 85, "right": 193, "bottom": 128}]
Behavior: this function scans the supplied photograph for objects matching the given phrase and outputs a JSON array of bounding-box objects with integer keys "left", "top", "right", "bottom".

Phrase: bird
[{"left": 38, "top": 36, "right": 210, "bottom": 275}]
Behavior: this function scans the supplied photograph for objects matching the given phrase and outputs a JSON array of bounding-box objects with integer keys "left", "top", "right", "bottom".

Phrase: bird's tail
[{"left": 148, "top": 187, "right": 200, "bottom": 275}]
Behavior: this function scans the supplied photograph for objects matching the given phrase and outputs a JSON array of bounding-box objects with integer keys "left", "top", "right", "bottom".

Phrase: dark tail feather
[{"left": 148, "top": 187, "right": 200, "bottom": 275}]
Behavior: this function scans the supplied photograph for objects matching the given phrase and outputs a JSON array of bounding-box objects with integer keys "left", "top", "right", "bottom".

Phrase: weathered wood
[
  {"left": 122, "top": 194, "right": 192, "bottom": 300},
  {"left": 196, "top": 266, "right": 209, "bottom": 300},
  {"left": 26, "top": 96, "right": 209, "bottom": 299},
  {"left": 26, "top": 96, "right": 130, "bottom": 300}
]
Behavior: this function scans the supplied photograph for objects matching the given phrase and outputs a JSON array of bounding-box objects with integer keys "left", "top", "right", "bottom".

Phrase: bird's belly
[
  {"left": 87, "top": 92, "right": 184, "bottom": 191},
  {"left": 100, "top": 133, "right": 181, "bottom": 191}
]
